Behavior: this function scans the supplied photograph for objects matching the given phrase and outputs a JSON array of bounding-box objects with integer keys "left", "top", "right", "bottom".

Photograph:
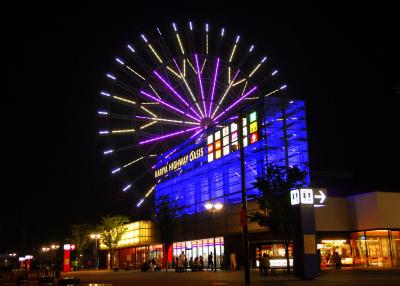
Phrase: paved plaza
[
  {"left": 56, "top": 268, "right": 400, "bottom": 286},
  {"left": 3, "top": 268, "right": 400, "bottom": 286}
]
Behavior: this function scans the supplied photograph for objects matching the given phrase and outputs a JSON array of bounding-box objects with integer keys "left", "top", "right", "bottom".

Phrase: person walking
[
  {"left": 230, "top": 253, "right": 237, "bottom": 271},
  {"left": 207, "top": 252, "right": 213, "bottom": 270}
]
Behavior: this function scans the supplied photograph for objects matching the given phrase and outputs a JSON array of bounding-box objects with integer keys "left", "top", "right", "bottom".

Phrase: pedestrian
[
  {"left": 334, "top": 252, "right": 341, "bottom": 270},
  {"left": 178, "top": 251, "right": 185, "bottom": 272},
  {"left": 316, "top": 249, "right": 322, "bottom": 273},
  {"left": 199, "top": 256, "right": 204, "bottom": 271},
  {"left": 259, "top": 253, "right": 270, "bottom": 276},
  {"left": 207, "top": 252, "right": 213, "bottom": 270},
  {"left": 230, "top": 253, "right": 237, "bottom": 271}
]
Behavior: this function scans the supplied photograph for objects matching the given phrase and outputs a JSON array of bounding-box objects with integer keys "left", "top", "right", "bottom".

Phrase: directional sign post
[
  {"left": 291, "top": 189, "right": 319, "bottom": 279},
  {"left": 314, "top": 189, "right": 327, "bottom": 206}
]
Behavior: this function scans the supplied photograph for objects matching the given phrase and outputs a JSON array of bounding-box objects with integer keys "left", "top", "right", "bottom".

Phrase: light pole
[
  {"left": 90, "top": 234, "right": 101, "bottom": 270},
  {"left": 42, "top": 245, "right": 59, "bottom": 276},
  {"left": 205, "top": 202, "right": 223, "bottom": 272}
]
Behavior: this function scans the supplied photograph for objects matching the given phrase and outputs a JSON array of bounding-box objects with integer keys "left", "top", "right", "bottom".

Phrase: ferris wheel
[{"left": 98, "top": 21, "right": 287, "bottom": 199}]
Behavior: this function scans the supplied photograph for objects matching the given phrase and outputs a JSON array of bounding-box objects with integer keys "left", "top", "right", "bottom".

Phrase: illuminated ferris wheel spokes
[{"left": 99, "top": 21, "right": 288, "bottom": 193}]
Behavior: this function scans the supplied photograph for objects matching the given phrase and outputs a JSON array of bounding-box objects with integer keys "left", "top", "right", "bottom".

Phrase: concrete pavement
[{"left": 56, "top": 268, "right": 400, "bottom": 286}]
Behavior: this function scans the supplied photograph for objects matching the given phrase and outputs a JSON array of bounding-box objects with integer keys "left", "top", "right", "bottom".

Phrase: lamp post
[
  {"left": 90, "top": 234, "right": 101, "bottom": 270},
  {"left": 42, "top": 245, "right": 59, "bottom": 276},
  {"left": 205, "top": 202, "right": 223, "bottom": 272}
]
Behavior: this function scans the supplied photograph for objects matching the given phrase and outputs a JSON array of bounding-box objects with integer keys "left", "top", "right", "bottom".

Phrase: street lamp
[
  {"left": 205, "top": 202, "right": 223, "bottom": 272},
  {"left": 42, "top": 245, "right": 59, "bottom": 276},
  {"left": 90, "top": 234, "right": 101, "bottom": 269}
]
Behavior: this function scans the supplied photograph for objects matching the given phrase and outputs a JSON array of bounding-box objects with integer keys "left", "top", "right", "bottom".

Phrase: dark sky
[{"left": 2, "top": 1, "right": 399, "bottom": 253}]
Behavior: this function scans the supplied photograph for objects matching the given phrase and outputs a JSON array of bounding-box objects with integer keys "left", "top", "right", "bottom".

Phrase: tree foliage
[
  {"left": 97, "top": 215, "right": 129, "bottom": 269},
  {"left": 249, "top": 164, "right": 307, "bottom": 273},
  {"left": 153, "top": 195, "right": 179, "bottom": 271},
  {"left": 67, "top": 223, "right": 91, "bottom": 256}
]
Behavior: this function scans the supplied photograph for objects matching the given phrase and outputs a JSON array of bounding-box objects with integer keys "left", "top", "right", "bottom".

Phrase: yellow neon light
[
  {"left": 265, "top": 88, "right": 280, "bottom": 97},
  {"left": 141, "top": 117, "right": 199, "bottom": 125},
  {"left": 176, "top": 33, "right": 185, "bottom": 55},
  {"left": 206, "top": 33, "right": 209, "bottom": 54},
  {"left": 140, "top": 106, "right": 157, "bottom": 117},
  {"left": 145, "top": 185, "right": 155, "bottom": 197},
  {"left": 167, "top": 66, "right": 181, "bottom": 79},
  {"left": 140, "top": 121, "right": 157, "bottom": 130},
  {"left": 126, "top": 66, "right": 145, "bottom": 80},
  {"left": 149, "top": 84, "right": 161, "bottom": 99},
  {"left": 229, "top": 44, "right": 237, "bottom": 63},
  {"left": 148, "top": 44, "right": 163, "bottom": 63},
  {"left": 113, "top": 96, "right": 136, "bottom": 105},
  {"left": 201, "top": 58, "right": 207, "bottom": 74},
  {"left": 142, "top": 102, "right": 159, "bottom": 105},
  {"left": 242, "top": 81, "right": 248, "bottom": 96},
  {"left": 228, "top": 66, "right": 231, "bottom": 84},
  {"left": 249, "top": 63, "right": 261, "bottom": 77},
  {"left": 123, "top": 157, "right": 144, "bottom": 168},
  {"left": 186, "top": 59, "right": 197, "bottom": 74},
  {"left": 232, "top": 78, "right": 246, "bottom": 87},
  {"left": 212, "top": 74, "right": 237, "bottom": 118},
  {"left": 183, "top": 59, "right": 186, "bottom": 77},
  {"left": 111, "top": 129, "right": 135, "bottom": 134},
  {"left": 176, "top": 67, "right": 204, "bottom": 117}
]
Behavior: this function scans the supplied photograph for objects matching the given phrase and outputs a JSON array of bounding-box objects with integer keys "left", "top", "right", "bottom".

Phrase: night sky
[{"left": 2, "top": 1, "right": 399, "bottom": 253}]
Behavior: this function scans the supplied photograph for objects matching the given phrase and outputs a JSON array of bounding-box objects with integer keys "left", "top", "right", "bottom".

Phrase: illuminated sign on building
[
  {"left": 154, "top": 111, "right": 259, "bottom": 178},
  {"left": 154, "top": 147, "right": 204, "bottom": 178},
  {"left": 291, "top": 188, "right": 328, "bottom": 207},
  {"left": 207, "top": 111, "right": 259, "bottom": 163}
]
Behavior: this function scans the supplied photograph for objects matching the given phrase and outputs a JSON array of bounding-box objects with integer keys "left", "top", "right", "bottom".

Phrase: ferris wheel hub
[{"left": 200, "top": 117, "right": 214, "bottom": 129}]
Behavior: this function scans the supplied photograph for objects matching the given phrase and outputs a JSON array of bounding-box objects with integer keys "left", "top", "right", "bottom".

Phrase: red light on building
[
  {"left": 207, "top": 144, "right": 213, "bottom": 154},
  {"left": 250, "top": 132, "right": 258, "bottom": 144}
]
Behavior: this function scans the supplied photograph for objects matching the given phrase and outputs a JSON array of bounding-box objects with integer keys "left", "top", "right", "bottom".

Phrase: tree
[
  {"left": 153, "top": 195, "right": 179, "bottom": 272},
  {"left": 249, "top": 164, "right": 307, "bottom": 273},
  {"left": 97, "top": 215, "right": 129, "bottom": 269},
  {"left": 67, "top": 223, "right": 92, "bottom": 267}
]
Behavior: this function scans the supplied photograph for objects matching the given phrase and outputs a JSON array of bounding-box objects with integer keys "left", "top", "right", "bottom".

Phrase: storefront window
[
  {"left": 365, "top": 230, "right": 391, "bottom": 267},
  {"left": 255, "top": 243, "right": 293, "bottom": 267},
  {"left": 149, "top": 244, "right": 163, "bottom": 265},
  {"left": 318, "top": 240, "right": 352, "bottom": 267},
  {"left": 390, "top": 230, "right": 400, "bottom": 267},
  {"left": 173, "top": 237, "right": 224, "bottom": 268},
  {"left": 350, "top": 232, "right": 367, "bottom": 267}
]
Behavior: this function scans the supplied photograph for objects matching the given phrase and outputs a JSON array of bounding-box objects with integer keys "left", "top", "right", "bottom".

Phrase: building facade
[{"left": 105, "top": 98, "right": 399, "bottom": 269}]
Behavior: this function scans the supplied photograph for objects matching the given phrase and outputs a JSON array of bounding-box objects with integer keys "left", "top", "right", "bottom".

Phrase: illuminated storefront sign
[{"left": 154, "top": 147, "right": 204, "bottom": 178}]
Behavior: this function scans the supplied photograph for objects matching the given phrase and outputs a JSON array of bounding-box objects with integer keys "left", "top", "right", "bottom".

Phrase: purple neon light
[
  {"left": 190, "top": 128, "right": 203, "bottom": 139},
  {"left": 153, "top": 70, "right": 202, "bottom": 120},
  {"left": 211, "top": 69, "right": 240, "bottom": 118},
  {"left": 172, "top": 59, "right": 204, "bottom": 118},
  {"left": 208, "top": 58, "right": 220, "bottom": 117},
  {"left": 139, "top": 126, "right": 201, "bottom": 145},
  {"left": 194, "top": 54, "right": 207, "bottom": 116},
  {"left": 140, "top": 90, "right": 200, "bottom": 122},
  {"left": 214, "top": 86, "right": 258, "bottom": 121},
  {"left": 153, "top": 71, "right": 189, "bottom": 107}
]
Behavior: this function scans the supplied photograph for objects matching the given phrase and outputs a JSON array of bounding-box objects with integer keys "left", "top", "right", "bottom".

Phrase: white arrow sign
[{"left": 314, "top": 190, "right": 326, "bottom": 204}]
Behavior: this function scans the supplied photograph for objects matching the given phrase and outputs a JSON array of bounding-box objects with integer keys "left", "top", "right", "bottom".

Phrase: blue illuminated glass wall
[{"left": 155, "top": 98, "right": 309, "bottom": 215}]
